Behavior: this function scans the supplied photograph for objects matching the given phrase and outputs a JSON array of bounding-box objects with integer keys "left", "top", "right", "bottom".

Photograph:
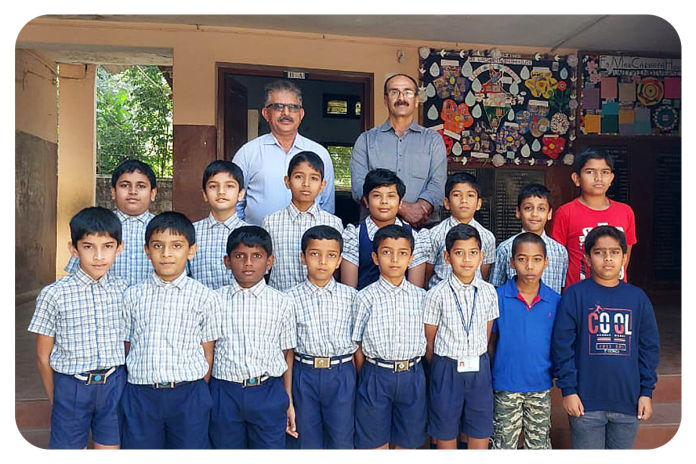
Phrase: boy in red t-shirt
[{"left": 550, "top": 149, "right": 636, "bottom": 289}]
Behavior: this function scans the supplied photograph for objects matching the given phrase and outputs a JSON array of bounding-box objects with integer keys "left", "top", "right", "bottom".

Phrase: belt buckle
[
  {"left": 243, "top": 377, "right": 261, "bottom": 387},
  {"left": 313, "top": 357, "right": 331, "bottom": 369},
  {"left": 394, "top": 360, "right": 409, "bottom": 372},
  {"left": 87, "top": 373, "right": 107, "bottom": 385},
  {"left": 154, "top": 382, "right": 175, "bottom": 389}
]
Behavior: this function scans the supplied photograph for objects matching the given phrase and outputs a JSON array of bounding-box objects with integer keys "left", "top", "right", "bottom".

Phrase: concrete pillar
[{"left": 56, "top": 63, "right": 97, "bottom": 278}]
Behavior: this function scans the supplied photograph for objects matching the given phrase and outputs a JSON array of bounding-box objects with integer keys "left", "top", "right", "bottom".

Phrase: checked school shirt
[
  {"left": 423, "top": 274, "right": 499, "bottom": 359},
  {"left": 28, "top": 267, "right": 128, "bottom": 375},
  {"left": 427, "top": 216, "right": 496, "bottom": 288},
  {"left": 352, "top": 276, "right": 427, "bottom": 361},
  {"left": 190, "top": 213, "right": 248, "bottom": 289},
  {"left": 262, "top": 202, "right": 344, "bottom": 292},
  {"left": 342, "top": 216, "right": 430, "bottom": 268},
  {"left": 65, "top": 210, "right": 155, "bottom": 287},
  {"left": 287, "top": 279, "right": 358, "bottom": 357},
  {"left": 213, "top": 279, "right": 296, "bottom": 382},
  {"left": 489, "top": 231, "right": 569, "bottom": 294},
  {"left": 123, "top": 272, "right": 222, "bottom": 385}
]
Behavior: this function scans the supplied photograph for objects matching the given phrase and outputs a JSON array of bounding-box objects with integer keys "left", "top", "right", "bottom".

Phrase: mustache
[
  {"left": 395, "top": 100, "right": 409, "bottom": 106},
  {"left": 277, "top": 115, "right": 295, "bottom": 123}
]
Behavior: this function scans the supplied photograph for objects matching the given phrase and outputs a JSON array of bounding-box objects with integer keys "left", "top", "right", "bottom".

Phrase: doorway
[{"left": 216, "top": 63, "right": 373, "bottom": 226}]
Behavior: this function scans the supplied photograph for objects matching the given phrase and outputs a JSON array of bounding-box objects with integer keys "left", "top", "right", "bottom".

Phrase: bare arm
[
  {"left": 424, "top": 263, "right": 434, "bottom": 290},
  {"left": 488, "top": 331, "right": 498, "bottom": 359},
  {"left": 353, "top": 343, "right": 365, "bottom": 373},
  {"left": 407, "top": 262, "right": 426, "bottom": 288},
  {"left": 283, "top": 349, "right": 298, "bottom": 438},
  {"left": 36, "top": 335, "right": 55, "bottom": 405},
  {"left": 202, "top": 341, "right": 215, "bottom": 383},
  {"left": 480, "top": 263, "right": 492, "bottom": 281},
  {"left": 341, "top": 260, "right": 358, "bottom": 288},
  {"left": 625, "top": 244, "right": 633, "bottom": 279},
  {"left": 424, "top": 324, "right": 439, "bottom": 363}
]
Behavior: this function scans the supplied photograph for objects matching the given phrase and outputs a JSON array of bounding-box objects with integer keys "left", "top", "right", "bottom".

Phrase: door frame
[{"left": 215, "top": 62, "right": 374, "bottom": 160}]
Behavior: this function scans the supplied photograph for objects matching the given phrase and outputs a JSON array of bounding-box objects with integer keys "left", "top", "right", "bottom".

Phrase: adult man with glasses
[
  {"left": 234, "top": 80, "right": 335, "bottom": 225},
  {"left": 350, "top": 74, "right": 446, "bottom": 228}
]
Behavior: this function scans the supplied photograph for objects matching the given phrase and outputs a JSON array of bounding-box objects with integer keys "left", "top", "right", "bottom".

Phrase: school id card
[{"left": 457, "top": 355, "right": 480, "bottom": 372}]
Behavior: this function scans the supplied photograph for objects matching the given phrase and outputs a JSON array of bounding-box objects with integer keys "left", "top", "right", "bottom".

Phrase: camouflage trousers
[{"left": 492, "top": 390, "right": 552, "bottom": 449}]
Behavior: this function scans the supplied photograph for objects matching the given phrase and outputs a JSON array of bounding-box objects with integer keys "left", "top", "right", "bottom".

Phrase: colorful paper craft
[
  {"left": 664, "top": 77, "right": 681, "bottom": 99},
  {"left": 602, "top": 101, "right": 619, "bottom": 116},
  {"left": 618, "top": 109, "right": 634, "bottom": 125},
  {"left": 635, "top": 107, "right": 651, "bottom": 121},
  {"left": 618, "top": 83, "right": 636, "bottom": 102},
  {"left": 619, "top": 124, "right": 634, "bottom": 136},
  {"left": 601, "top": 114, "right": 618, "bottom": 133},
  {"left": 584, "top": 114, "right": 601, "bottom": 133},
  {"left": 583, "top": 88, "right": 600, "bottom": 110},
  {"left": 634, "top": 120, "right": 652, "bottom": 135},
  {"left": 601, "top": 77, "right": 617, "bottom": 100}
]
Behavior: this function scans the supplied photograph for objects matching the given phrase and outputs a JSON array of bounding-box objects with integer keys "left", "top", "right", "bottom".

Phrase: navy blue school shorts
[
  {"left": 354, "top": 360, "right": 426, "bottom": 449},
  {"left": 428, "top": 353, "right": 494, "bottom": 440},
  {"left": 120, "top": 379, "right": 212, "bottom": 449},
  {"left": 209, "top": 376, "right": 288, "bottom": 449},
  {"left": 49, "top": 365, "right": 126, "bottom": 449},
  {"left": 291, "top": 359, "right": 355, "bottom": 449}
]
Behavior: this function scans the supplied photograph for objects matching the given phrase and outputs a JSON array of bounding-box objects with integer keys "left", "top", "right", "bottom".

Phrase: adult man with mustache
[
  {"left": 350, "top": 74, "right": 447, "bottom": 228},
  {"left": 234, "top": 80, "right": 336, "bottom": 226}
]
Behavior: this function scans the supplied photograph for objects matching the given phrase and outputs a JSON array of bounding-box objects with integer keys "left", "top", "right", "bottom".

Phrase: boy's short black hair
[
  {"left": 226, "top": 225, "right": 273, "bottom": 257},
  {"left": 145, "top": 211, "right": 195, "bottom": 246},
  {"left": 446, "top": 171, "right": 480, "bottom": 198},
  {"left": 383, "top": 73, "right": 418, "bottom": 95},
  {"left": 583, "top": 225, "right": 627, "bottom": 255},
  {"left": 517, "top": 183, "right": 552, "bottom": 208},
  {"left": 445, "top": 223, "right": 481, "bottom": 252},
  {"left": 111, "top": 159, "right": 157, "bottom": 190},
  {"left": 202, "top": 160, "right": 244, "bottom": 190},
  {"left": 511, "top": 232, "right": 547, "bottom": 257},
  {"left": 287, "top": 151, "right": 325, "bottom": 180},
  {"left": 301, "top": 225, "right": 343, "bottom": 254},
  {"left": 573, "top": 148, "right": 615, "bottom": 175},
  {"left": 372, "top": 224, "right": 414, "bottom": 254},
  {"left": 362, "top": 168, "right": 406, "bottom": 200},
  {"left": 70, "top": 206, "right": 122, "bottom": 245}
]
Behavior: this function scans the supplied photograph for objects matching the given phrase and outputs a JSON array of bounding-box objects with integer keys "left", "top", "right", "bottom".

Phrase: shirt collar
[
  {"left": 73, "top": 266, "right": 110, "bottom": 287},
  {"left": 377, "top": 275, "right": 409, "bottom": 293},
  {"left": 503, "top": 277, "right": 553, "bottom": 305},
  {"left": 286, "top": 201, "right": 319, "bottom": 221},
  {"left": 115, "top": 209, "right": 152, "bottom": 224},
  {"left": 447, "top": 272, "right": 480, "bottom": 292},
  {"left": 304, "top": 278, "right": 336, "bottom": 294},
  {"left": 229, "top": 278, "right": 266, "bottom": 298},
  {"left": 366, "top": 216, "right": 402, "bottom": 233},
  {"left": 379, "top": 119, "right": 422, "bottom": 133},
  {"left": 263, "top": 132, "right": 304, "bottom": 151},
  {"left": 205, "top": 212, "right": 242, "bottom": 229},
  {"left": 149, "top": 271, "right": 189, "bottom": 290}
]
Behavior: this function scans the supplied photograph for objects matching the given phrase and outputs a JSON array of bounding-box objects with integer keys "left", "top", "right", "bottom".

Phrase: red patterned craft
[
  {"left": 436, "top": 129, "right": 455, "bottom": 156},
  {"left": 637, "top": 78, "right": 664, "bottom": 107},
  {"left": 441, "top": 99, "right": 474, "bottom": 133},
  {"left": 541, "top": 135, "right": 565, "bottom": 159}
]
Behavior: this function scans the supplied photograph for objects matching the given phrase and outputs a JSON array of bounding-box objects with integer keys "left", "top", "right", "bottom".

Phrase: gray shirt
[{"left": 349, "top": 119, "right": 447, "bottom": 208}]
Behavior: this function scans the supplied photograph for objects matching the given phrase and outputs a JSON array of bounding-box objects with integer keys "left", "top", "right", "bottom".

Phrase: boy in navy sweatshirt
[{"left": 551, "top": 225, "right": 659, "bottom": 449}]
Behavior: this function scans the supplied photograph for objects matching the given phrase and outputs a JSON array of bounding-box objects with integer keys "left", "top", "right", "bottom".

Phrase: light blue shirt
[{"left": 233, "top": 133, "right": 336, "bottom": 226}]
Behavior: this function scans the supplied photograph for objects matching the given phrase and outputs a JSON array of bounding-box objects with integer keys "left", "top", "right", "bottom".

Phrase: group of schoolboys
[{"left": 29, "top": 145, "right": 659, "bottom": 451}]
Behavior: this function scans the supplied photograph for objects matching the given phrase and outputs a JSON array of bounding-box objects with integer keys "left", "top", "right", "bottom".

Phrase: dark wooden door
[{"left": 224, "top": 76, "right": 248, "bottom": 160}]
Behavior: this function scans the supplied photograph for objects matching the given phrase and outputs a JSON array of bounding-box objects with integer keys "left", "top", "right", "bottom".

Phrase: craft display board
[
  {"left": 438, "top": 168, "right": 545, "bottom": 245},
  {"left": 419, "top": 48, "right": 578, "bottom": 169},
  {"left": 651, "top": 151, "right": 681, "bottom": 281},
  {"left": 580, "top": 55, "right": 681, "bottom": 136}
]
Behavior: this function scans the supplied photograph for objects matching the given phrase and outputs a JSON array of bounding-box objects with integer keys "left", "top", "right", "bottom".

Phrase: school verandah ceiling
[{"left": 40, "top": 15, "right": 681, "bottom": 56}]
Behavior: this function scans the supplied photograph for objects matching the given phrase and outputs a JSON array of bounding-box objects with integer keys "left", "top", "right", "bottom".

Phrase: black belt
[{"left": 73, "top": 366, "right": 118, "bottom": 385}]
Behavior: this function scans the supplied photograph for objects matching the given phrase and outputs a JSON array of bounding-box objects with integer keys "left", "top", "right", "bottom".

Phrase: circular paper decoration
[
  {"left": 637, "top": 78, "right": 664, "bottom": 107},
  {"left": 562, "top": 153, "right": 574, "bottom": 165},
  {"left": 567, "top": 55, "right": 578, "bottom": 67},
  {"left": 653, "top": 105, "right": 678, "bottom": 132},
  {"left": 419, "top": 47, "right": 431, "bottom": 59},
  {"left": 551, "top": 113, "right": 570, "bottom": 135},
  {"left": 492, "top": 154, "right": 506, "bottom": 167}
]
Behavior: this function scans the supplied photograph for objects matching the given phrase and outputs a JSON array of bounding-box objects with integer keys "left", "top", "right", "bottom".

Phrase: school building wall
[{"left": 15, "top": 49, "right": 58, "bottom": 300}]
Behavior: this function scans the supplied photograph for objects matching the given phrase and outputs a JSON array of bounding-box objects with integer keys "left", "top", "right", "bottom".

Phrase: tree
[{"left": 96, "top": 65, "right": 173, "bottom": 177}]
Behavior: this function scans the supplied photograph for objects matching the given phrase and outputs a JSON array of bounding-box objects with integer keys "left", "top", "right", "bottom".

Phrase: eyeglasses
[
  {"left": 265, "top": 103, "right": 302, "bottom": 113},
  {"left": 386, "top": 89, "right": 416, "bottom": 99}
]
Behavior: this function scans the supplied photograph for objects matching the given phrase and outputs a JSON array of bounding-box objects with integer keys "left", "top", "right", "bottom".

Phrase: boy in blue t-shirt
[
  {"left": 551, "top": 226, "right": 660, "bottom": 449},
  {"left": 490, "top": 232, "right": 560, "bottom": 449}
]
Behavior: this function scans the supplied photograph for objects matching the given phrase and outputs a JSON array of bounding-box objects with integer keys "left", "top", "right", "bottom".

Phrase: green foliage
[{"left": 96, "top": 65, "right": 173, "bottom": 178}]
